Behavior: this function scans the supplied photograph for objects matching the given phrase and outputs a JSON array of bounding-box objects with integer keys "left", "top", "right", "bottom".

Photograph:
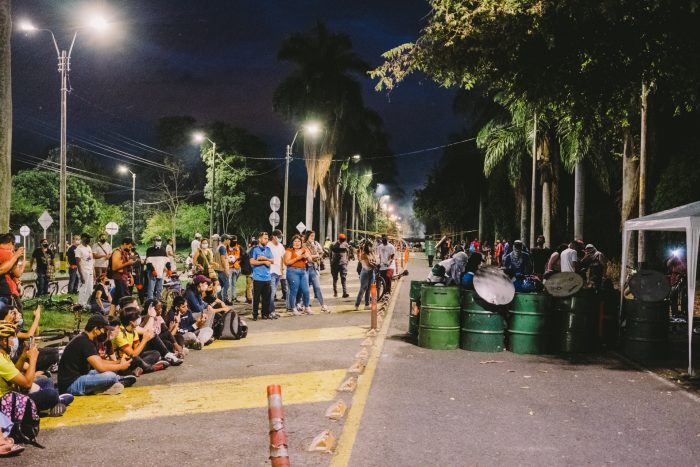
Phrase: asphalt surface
[{"left": 348, "top": 255, "right": 700, "bottom": 467}]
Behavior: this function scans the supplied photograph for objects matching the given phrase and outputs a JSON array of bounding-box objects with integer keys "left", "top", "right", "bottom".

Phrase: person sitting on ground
[
  {"left": 58, "top": 314, "right": 134, "bottom": 396},
  {"left": 0, "top": 322, "right": 69, "bottom": 417},
  {"left": 137, "top": 299, "right": 183, "bottom": 365},
  {"left": 0, "top": 303, "right": 59, "bottom": 374},
  {"left": 113, "top": 308, "right": 168, "bottom": 377},
  {"left": 167, "top": 295, "right": 213, "bottom": 350},
  {"left": 88, "top": 273, "right": 112, "bottom": 315},
  {"left": 503, "top": 240, "right": 533, "bottom": 278},
  {"left": 142, "top": 299, "right": 186, "bottom": 358},
  {"left": 185, "top": 275, "right": 222, "bottom": 331}
]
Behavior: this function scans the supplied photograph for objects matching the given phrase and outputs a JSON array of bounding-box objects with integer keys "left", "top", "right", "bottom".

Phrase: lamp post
[
  {"left": 283, "top": 122, "right": 321, "bottom": 241},
  {"left": 18, "top": 15, "right": 110, "bottom": 259},
  {"left": 118, "top": 166, "right": 136, "bottom": 239},
  {"left": 193, "top": 133, "right": 217, "bottom": 238}
]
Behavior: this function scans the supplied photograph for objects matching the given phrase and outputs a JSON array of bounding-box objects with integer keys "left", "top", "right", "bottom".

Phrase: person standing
[
  {"left": 109, "top": 238, "right": 136, "bottom": 316},
  {"left": 305, "top": 230, "right": 329, "bottom": 312},
  {"left": 30, "top": 239, "right": 53, "bottom": 296},
  {"left": 215, "top": 235, "right": 231, "bottom": 304},
  {"left": 268, "top": 230, "right": 286, "bottom": 318},
  {"left": 66, "top": 234, "right": 81, "bottom": 294},
  {"left": 75, "top": 233, "right": 95, "bottom": 307},
  {"left": 92, "top": 233, "right": 112, "bottom": 278},
  {"left": 530, "top": 235, "right": 551, "bottom": 276},
  {"left": 226, "top": 235, "right": 241, "bottom": 303},
  {"left": 580, "top": 244, "right": 608, "bottom": 290},
  {"left": 284, "top": 235, "right": 311, "bottom": 315},
  {"left": 560, "top": 241, "right": 580, "bottom": 273},
  {"left": 145, "top": 236, "right": 169, "bottom": 300},
  {"left": 249, "top": 232, "right": 274, "bottom": 321},
  {"left": 424, "top": 238, "right": 436, "bottom": 267},
  {"left": 502, "top": 240, "right": 533, "bottom": 278},
  {"left": 376, "top": 234, "right": 396, "bottom": 296},
  {"left": 330, "top": 233, "right": 351, "bottom": 298},
  {"left": 0, "top": 234, "right": 23, "bottom": 309},
  {"left": 165, "top": 237, "right": 176, "bottom": 273},
  {"left": 355, "top": 241, "right": 376, "bottom": 310},
  {"left": 494, "top": 240, "right": 504, "bottom": 266},
  {"left": 190, "top": 233, "right": 202, "bottom": 258}
]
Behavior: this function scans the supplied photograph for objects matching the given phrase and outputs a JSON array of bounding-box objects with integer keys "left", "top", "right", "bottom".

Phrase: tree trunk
[
  {"left": 638, "top": 80, "right": 650, "bottom": 267},
  {"left": 478, "top": 190, "right": 485, "bottom": 242},
  {"left": 351, "top": 194, "right": 356, "bottom": 241},
  {"left": 529, "top": 113, "right": 537, "bottom": 249},
  {"left": 542, "top": 181, "right": 551, "bottom": 249},
  {"left": 573, "top": 161, "right": 585, "bottom": 240},
  {"left": 621, "top": 128, "right": 639, "bottom": 270},
  {"left": 327, "top": 214, "right": 333, "bottom": 241},
  {"left": 319, "top": 189, "right": 325, "bottom": 239},
  {"left": 519, "top": 190, "right": 528, "bottom": 242},
  {"left": 305, "top": 181, "right": 314, "bottom": 230},
  {"left": 0, "top": 1, "right": 11, "bottom": 232}
]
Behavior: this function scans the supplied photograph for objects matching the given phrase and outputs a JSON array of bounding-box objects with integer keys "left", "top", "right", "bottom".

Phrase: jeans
[
  {"left": 66, "top": 369, "right": 119, "bottom": 395},
  {"left": 147, "top": 276, "right": 163, "bottom": 300},
  {"left": 28, "top": 376, "right": 59, "bottom": 412},
  {"left": 355, "top": 269, "right": 372, "bottom": 307},
  {"left": 331, "top": 263, "right": 348, "bottom": 295},
  {"left": 280, "top": 278, "right": 287, "bottom": 299},
  {"left": 286, "top": 267, "right": 310, "bottom": 310},
  {"left": 428, "top": 255, "right": 435, "bottom": 267},
  {"left": 269, "top": 273, "right": 281, "bottom": 315},
  {"left": 253, "top": 280, "right": 271, "bottom": 319},
  {"left": 307, "top": 267, "right": 325, "bottom": 306},
  {"left": 68, "top": 267, "right": 80, "bottom": 294},
  {"left": 217, "top": 270, "right": 229, "bottom": 301},
  {"left": 36, "top": 271, "right": 49, "bottom": 296},
  {"left": 227, "top": 268, "right": 241, "bottom": 302}
]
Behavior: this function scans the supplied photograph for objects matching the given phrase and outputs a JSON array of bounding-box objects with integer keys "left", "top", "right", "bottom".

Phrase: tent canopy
[{"left": 620, "top": 200, "right": 700, "bottom": 375}]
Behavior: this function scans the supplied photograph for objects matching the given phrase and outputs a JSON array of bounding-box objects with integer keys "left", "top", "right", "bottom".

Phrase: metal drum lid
[
  {"left": 473, "top": 266, "right": 515, "bottom": 305},
  {"left": 545, "top": 272, "right": 584, "bottom": 297},
  {"left": 628, "top": 269, "right": 670, "bottom": 302}
]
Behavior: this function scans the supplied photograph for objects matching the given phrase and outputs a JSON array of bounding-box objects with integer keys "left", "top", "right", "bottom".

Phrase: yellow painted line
[
  {"left": 43, "top": 369, "right": 347, "bottom": 429},
  {"left": 330, "top": 279, "right": 404, "bottom": 467},
  {"left": 205, "top": 326, "right": 366, "bottom": 349}
]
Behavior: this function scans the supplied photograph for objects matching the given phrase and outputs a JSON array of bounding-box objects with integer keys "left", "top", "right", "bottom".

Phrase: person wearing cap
[
  {"left": 580, "top": 244, "right": 608, "bottom": 290},
  {"left": 75, "top": 233, "right": 95, "bottom": 307},
  {"left": 191, "top": 233, "right": 202, "bottom": 258},
  {"left": 376, "top": 234, "right": 396, "bottom": 295},
  {"left": 110, "top": 237, "right": 137, "bottom": 316},
  {"left": 146, "top": 236, "right": 169, "bottom": 301},
  {"left": 330, "top": 233, "right": 351, "bottom": 298},
  {"left": 226, "top": 235, "right": 241, "bottom": 303},
  {"left": 58, "top": 314, "right": 133, "bottom": 396},
  {"left": 503, "top": 240, "right": 533, "bottom": 278}
]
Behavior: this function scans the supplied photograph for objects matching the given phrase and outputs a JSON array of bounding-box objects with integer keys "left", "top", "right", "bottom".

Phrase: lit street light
[
  {"left": 18, "top": 14, "right": 111, "bottom": 259},
  {"left": 193, "top": 132, "right": 217, "bottom": 238},
  {"left": 118, "top": 165, "right": 136, "bottom": 240}
]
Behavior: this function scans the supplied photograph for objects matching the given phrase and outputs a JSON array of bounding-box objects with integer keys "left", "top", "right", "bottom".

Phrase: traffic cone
[
  {"left": 325, "top": 399, "right": 347, "bottom": 420},
  {"left": 348, "top": 359, "right": 366, "bottom": 374},
  {"left": 337, "top": 376, "right": 357, "bottom": 392},
  {"left": 355, "top": 348, "right": 369, "bottom": 360},
  {"left": 307, "top": 430, "right": 337, "bottom": 452}
]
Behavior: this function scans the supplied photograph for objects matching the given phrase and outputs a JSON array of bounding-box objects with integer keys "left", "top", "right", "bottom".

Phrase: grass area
[{"left": 23, "top": 304, "right": 78, "bottom": 332}]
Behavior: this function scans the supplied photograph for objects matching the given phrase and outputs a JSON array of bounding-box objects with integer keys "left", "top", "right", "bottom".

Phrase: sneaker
[
  {"left": 252, "top": 316, "right": 258, "bottom": 321},
  {"left": 342, "top": 293, "right": 350, "bottom": 298},
  {"left": 364, "top": 304, "right": 370, "bottom": 310},
  {"left": 59, "top": 393, "right": 75, "bottom": 406},
  {"left": 304, "top": 307, "right": 314, "bottom": 315},
  {"left": 291, "top": 309, "right": 302, "bottom": 316},
  {"left": 164, "top": 352, "right": 184, "bottom": 366},
  {"left": 270, "top": 313, "right": 279, "bottom": 319},
  {"left": 150, "top": 362, "right": 167, "bottom": 372},
  {"left": 189, "top": 340, "right": 203, "bottom": 351},
  {"left": 321, "top": 305, "right": 330, "bottom": 313},
  {"left": 296, "top": 303, "right": 304, "bottom": 312},
  {"left": 158, "top": 360, "right": 171, "bottom": 368},
  {"left": 354, "top": 305, "right": 359, "bottom": 311},
  {"left": 102, "top": 382, "right": 125, "bottom": 395},
  {"left": 46, "top": 402, "right": 66, "bottom": 417},
  {"left": 204, "top": 338, "right": 214, "bottom": 346},
  {"left": 333, "top": 292, "right": 338, "bottom": 298},
  {"left": 119, "top": 375, "right": 137, "bottom": 387}
]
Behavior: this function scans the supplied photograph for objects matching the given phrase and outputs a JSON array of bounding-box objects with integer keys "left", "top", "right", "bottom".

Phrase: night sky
[{"left": 11, "top": 0, "right": 462, "bottom": 201}]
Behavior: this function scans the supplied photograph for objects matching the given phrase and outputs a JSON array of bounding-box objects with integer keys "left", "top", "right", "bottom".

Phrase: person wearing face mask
[
  {"left": 58, "top": 314, "right": 134, "bottom": 396},
  {"left": 75, "top": 233, "right": 95, "bottom": 307},
  {"left": 88, "top": 273, "right": 113, "bottom": 315},
  {"left": 66, "top": 234, "right": 82, "bottom": 294},
  {"left": 112, "top": 307, "right": 168, "bottom": 377},
  {"left": 145, "top": 236, "right": 169, "bottom": 301},
  {"left": 30, "top": 238, "right": 54, "bottom": 296},
  {"left": 503, "top": 240, "right": 533, "bottom": 278},
  {"left": 193, "top": 238, "right": 216, "bottom": 278},
  {"left": 137, "top": 299, "right": 184, "bottom": 365},
  {"left": 92, "top": 233, "right": 112, "bottom": 278},
  {"left": 109, "top": 238, "right": 137, "bottom": 316},
  {"left": 226, "top": 235, "right": 241, "bottom": 303},
  {"left": 185, "top": 275, "right": 221, "bottom": 332}
]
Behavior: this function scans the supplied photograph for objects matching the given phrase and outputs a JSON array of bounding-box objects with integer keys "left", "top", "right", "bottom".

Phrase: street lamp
[
  {"left": 284, "top": 121, "right": 322, "bottom": 241},
  {"left": 118, "top": 165, "right": 136, "bottom": 240},
  {"left": 18, "top": 14, "right": 111, "bottom": 259},
  {"left": 193, "top": 132, "right": 217, "bottom": 238}
]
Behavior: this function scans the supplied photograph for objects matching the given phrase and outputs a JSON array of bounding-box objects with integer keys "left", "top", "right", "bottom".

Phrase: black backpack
[
  {"left": 2, "top": 391, "right": 42, "bottom": 448},
  {"left": 213, "top": 311, "right": 248, "bottom": 340},
  {"left": 239, "top": 251, "right": 252, "bottom": 275}
]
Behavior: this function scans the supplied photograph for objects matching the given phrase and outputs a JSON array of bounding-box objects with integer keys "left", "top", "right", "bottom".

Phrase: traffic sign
[
  {"left": 270, "top": 196, "right": 281, "bottom": 212},
  {"left": 105, "top": 222, "right": 119, "bottom": 235},
  {"left": 38, "top": 211, "right": 53, "bottom": 230},
  {"left": 269, "top": 212, "right": 280, "bottom": 228},
  {"left": 19, "top": 226, "right": 30, "bottom": 237},
  {"left": 296, "top": 222, "right": 306, "bottom": 234}
]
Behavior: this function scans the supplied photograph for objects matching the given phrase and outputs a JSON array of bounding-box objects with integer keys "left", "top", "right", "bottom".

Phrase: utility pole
[
  {"left": 210, "top": 141, "right": 216, "bottom": 238},
  {"left": 529, "top": 113, "right": 537, "bottom": 249},
  {"left": 283, "top": 143, "right": 291, "bottom": 242}
]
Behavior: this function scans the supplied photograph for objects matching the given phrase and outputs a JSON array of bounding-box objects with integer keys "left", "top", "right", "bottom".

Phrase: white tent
[{"left": 620, "top": 200, "right": 700, "bottom": 375}]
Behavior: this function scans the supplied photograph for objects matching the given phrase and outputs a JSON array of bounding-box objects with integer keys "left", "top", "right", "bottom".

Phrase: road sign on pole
[
  {"left": 269, "top": 212, "right": 280, "bottom": 229},
  {"left": 296, "top": 222, "right": 306, "bottom": 234},
  {"left": 38, "top": 211, "right": 53, "bottom": 240},
  {"left": 19, "top": 226, "right": 30, "bottom": 253},
  {"left": 270, "top": 196, "right": 281, "bottom": 212},
  {"left": 105, "top": 222, "right": 119, "bottom": 247}
]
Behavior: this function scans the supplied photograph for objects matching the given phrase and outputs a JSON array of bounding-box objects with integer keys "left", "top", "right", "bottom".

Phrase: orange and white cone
[{"left": 267, "top": 385, "right": 290, "bottom": 467}]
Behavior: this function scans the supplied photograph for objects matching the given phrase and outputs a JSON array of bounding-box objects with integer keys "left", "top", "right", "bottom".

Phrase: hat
[
  {"left": 585, "top": 243, "right": 596, "bottom": 250},
  {"left": 195, "top": 233, "right": 202, "bottom": 239},
  {"left": 338, "top": 233, "right": 347, "bottom": 240},
  {"left": 431, "top": 264, "right": 446, "bottom": 277},
  {"left": 221, "top": 234, "right": 231, "bottom": 241},
  {"left": 193, "top": 274, "right": 212, "bottom": 285},
  {"left": 153, "top": 236, "right": 162, "bottom": 241},
  {"left": 81, "top": 232, "right": 92, "bottom": 239},
  {"left": 514, "top": 239, "right": 523, "bottom": 245},
  {"left": 85, "top": 314, "right": 114, "bottom": 331},
  {"left": 230, "top": 235, "right": 238, "bottom": 242}
]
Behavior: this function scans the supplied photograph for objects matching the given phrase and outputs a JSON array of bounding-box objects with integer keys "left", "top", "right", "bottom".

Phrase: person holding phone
[{"left": 0, "top": 233, "right": 24, "bottom": 310}]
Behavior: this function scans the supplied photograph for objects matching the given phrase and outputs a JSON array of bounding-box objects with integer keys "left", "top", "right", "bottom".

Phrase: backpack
[
  {"left": 0, "top": 391, "right": 42, "bottom": 448},
  {"left": 239, "top": 251, "right": 252, "bottom": 276},
  {"left": 213, "top": 311, "right": 248, "bottom": 340}
]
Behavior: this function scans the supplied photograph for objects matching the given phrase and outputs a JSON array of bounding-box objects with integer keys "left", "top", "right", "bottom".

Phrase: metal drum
[
  {"left": 418, "top": 285, "right": 461, "bottom": 350},
  {"left": 408, "top": 281, "right": 425, "bottom": 339},
  {"left": 553, "top": 289, "right": 598, "bottom": 353},
  {"left": 508, "top": 292, "right": 552, "bottom": 354},
  {"left": 460, "top": 289, "right": 506, "bottom": 352},
  {"left": 623, "top": 298, "right": 668, "bottom": 360}
]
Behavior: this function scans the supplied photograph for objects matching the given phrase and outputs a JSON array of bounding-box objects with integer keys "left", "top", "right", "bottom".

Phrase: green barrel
[
  {"left": 553, "top": 290, "right": 598, "bottom": 353},
  {"left": 418, "top": 285, "right": 461, "bottom": 350},
  {"left": 408, "top": 281, "right": 426, "bottom": 339},
  {"left": 508, "top": 293, "right": 552, "bottom": 354},
  {"left": 410, "top": 281, "right": 424, "bottom": 302},
  {"left": 623, "top": 299, "right": 668, "bottom": 360},
  {"left": 600, "top": 291, "right": 621, "bottom": 347},
  {"left": 460, "top": 289, "right": 506, "bottom": 352}
]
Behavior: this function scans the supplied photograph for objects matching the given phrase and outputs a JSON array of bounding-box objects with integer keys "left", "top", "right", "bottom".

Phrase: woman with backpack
[{"left": 192, "top": 238, "right": 218, "bottom": 279}]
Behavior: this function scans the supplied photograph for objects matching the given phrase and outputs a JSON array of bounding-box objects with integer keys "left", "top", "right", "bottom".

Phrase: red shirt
[{"left": 0, "top": 245, "right": 19, "bottom": 296}]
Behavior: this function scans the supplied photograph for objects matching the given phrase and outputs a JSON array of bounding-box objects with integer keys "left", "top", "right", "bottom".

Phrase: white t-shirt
[
  {"left": 75, "top": 244, "right": 94, "bottom": 277},
  {"left": 92, "top": 242, "right": 112, "bottom": 268},
  {"left": 376, "top": 243, "right": 396, "bottom": 271},
  {"left": 560, "top": 248, "right": 578, "bottom": 272},
  {"left": 166, "top": 244, "right": 176, "bottom": 271},
  {"left": 191, "top": 239, "right": 200, "bottom": 256},
  {"left": 269, "top": 242, "right": 286, "bottom": 276}
]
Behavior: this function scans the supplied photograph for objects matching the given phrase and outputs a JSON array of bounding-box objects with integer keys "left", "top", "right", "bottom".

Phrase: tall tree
[{"left": 0, "top": 0, "right": 10, "bottom": 231}]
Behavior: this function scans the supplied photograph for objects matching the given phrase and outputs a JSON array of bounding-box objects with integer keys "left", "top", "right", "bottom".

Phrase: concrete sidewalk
[{"left": 347, "top": 254, "right": 700, "bottom": 467}]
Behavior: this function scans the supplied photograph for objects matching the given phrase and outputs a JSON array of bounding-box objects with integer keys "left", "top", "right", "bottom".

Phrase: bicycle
[
  {"left": 162, "top": 273, "right": 185, "bottom": 311},
  {"left": 22, "top": 279, "right": 73, "bottom": 313},
  {"left": 34, "top": 304, "right": 85, "bottom": 348}
]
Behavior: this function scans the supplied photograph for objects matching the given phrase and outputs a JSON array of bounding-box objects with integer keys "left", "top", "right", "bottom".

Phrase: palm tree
[
  {"left": 0, "top": 0, "right": 11, "bottom": 232},
  {"left": 273, "top": 22, "right": 369, "bottom": 230}
]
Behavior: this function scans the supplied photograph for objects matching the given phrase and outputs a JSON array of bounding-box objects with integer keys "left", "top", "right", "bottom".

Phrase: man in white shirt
[
  {"left": 560, "top": 242, "right": 579, "bottom": 273},
  {"left": 92, "top": 233, "right": 112, "bottom": 278},
  {"left": 191, "top": 233, "right": 202, "bottom": 257},
  {"left": 376, "top": 234, "right": 396, "bottom": 294},
  {"left": 146, "top": 236, "right": 169, "bottom": 300},
  {"left": 75, "top": 233, "right": 95, "bottom": 307},
  {"left": 268, "top": 230, "right": 286, "bottom": 319}
]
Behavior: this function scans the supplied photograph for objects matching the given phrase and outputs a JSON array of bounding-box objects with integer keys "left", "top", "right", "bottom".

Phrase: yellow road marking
[
  {"left": 205, "top": 326, "right": 366, "bottom": 349},
  {"left": 331, "top": 279, "right": 404, "bottom": 467},
  {"left": 43, "top": 369, "right": 347, "bottom": 429}
]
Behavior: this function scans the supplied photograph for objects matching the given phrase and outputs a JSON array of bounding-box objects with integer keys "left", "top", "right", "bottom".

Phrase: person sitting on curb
[
  {"left": 113, "top": 308, "right": 168, "bottom": 377},
  {"left": 138, "top": 299, "right": 184, "bottom": 365},
  {"left": 185, "top": 275, "right": 221, "bottom": 335},
  {"left": 58, "top": 314, "right": 135, "bottom": 396},
  {"left": 168, "top": 295, "right": 213, "bottom": 350}
]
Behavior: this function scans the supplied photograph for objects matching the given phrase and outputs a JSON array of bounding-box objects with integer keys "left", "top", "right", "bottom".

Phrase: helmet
[{"left": 0, "top": 322, "right": 17, "bottom": 338}]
